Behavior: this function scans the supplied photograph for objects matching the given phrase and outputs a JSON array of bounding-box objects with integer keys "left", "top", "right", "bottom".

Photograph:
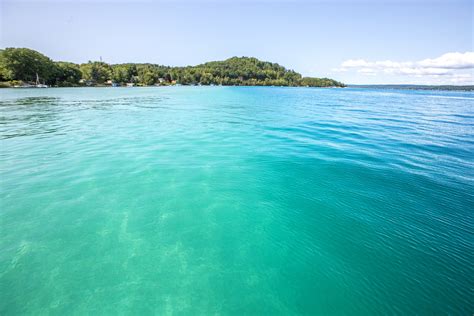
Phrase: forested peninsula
[{"left": 0, "top": 48, "right": 345, "bottom": 88}]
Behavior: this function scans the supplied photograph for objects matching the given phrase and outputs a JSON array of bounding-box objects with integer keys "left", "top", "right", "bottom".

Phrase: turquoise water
[{"left": 1, "top": 86, "right": 473, "bottom": 315}]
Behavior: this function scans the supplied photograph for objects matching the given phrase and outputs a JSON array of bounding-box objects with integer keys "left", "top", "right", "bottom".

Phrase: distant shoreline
[
  {"left": 1, "top": 84, "right": 346, "bottom": 89},
  {"left": 0, "top": 47, "right": 346, "bottom": 88},
  {"left": 2, "top": 84, "right": 471, "bottom": 92},
  {"left": 349, "top": 84, "right": 474, "bottom": 92}
]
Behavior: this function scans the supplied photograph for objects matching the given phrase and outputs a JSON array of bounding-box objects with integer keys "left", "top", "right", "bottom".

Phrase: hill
[{"left": 0, "top": 48, "right": 345, "bottom": 88}]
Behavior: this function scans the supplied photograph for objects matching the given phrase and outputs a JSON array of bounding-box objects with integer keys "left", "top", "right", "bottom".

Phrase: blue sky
[{"left": 1, "top": 0, "right": 472, "bottom": 84}]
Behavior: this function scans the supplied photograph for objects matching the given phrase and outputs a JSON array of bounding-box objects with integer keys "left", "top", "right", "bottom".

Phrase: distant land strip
[
  {"left": 0, "top": 48, "right": 345, "bottom": 88},
  {"left": 349, "top": 84, "right": 474, "bottom": 91}
]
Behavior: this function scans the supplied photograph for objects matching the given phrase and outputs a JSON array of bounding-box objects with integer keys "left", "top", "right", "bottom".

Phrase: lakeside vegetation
[{"left": 0, "top": 48, "right": 345, "bottom": 88}]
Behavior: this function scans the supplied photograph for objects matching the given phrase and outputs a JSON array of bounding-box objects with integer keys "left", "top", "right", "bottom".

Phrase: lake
[{"left": 1, "top": 86, "right": 473, "bottom": 314}]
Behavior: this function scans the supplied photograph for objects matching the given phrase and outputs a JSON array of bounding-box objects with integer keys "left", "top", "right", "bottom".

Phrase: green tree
[
  {"left": 0, "top": 47, "right": 57, "bottom": 84},
  {"left": 80, "top": 61, "right": 112, "bottom": 84},
  {"left": 0, "top": 48, "right": 346, "bottom": 88},
  {"left": 200, "top": 72, "right": 214, "bottom": 85},
  {"left": 111, "top": 64, "right": 137, "bottom": 83},
  {"left": 136, "top": 65, "right": 158, "bottom": 85},
  {"left": 54, "top": 62, "right": 82, "bottom": 86},
  {"left": 300, "top": 77, "right": 345, "bottom": 87}
]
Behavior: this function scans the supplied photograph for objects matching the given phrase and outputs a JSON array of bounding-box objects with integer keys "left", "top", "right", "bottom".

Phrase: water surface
[{"left": 1, "top": 87, "right": 473, "bottom": 314}]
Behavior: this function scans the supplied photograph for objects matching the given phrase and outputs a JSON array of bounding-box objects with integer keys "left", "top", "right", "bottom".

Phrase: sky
[{"left": 1, "top": 0, "right": 473, "bottom": 84}]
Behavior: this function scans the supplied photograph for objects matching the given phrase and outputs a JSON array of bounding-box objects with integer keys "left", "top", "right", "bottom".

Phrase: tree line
[{"left": 0, "top": 48, "right": 346, "bottom": 88}]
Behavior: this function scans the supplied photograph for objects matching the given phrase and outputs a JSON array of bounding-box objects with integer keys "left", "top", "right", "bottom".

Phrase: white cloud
[
  {"left": 393, "top": 67, "right": 450, "bottom": 76},
  {"left": 358, "top": 68, "right": 377, "bottom": 75},
  {"left": 418, "top": 52, "right": 474, "bottom": 69},
  {"left": 341, "top": 59, "right": 371, "bottom": 68},
  {"left": 335, "top": 52, "right": 474, "bottom": 84}
]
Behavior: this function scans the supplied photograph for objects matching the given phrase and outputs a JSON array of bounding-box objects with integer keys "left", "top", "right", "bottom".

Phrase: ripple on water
[{"left": 0, "top": 87, "right": 473, "bottom": 314}]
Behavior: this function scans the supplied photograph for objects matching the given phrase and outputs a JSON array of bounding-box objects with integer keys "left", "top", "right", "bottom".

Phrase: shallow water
[{"left": 1, "top": 86, "right": 473, "bottom": 314}]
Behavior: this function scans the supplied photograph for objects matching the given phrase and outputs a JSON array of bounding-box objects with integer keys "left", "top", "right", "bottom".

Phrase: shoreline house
[
  {"left": 79, "top": 79, "right": 93, "bottom": 86},
  {"left": 106, "top": 80, "right": 120, "bottom": 87}
]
